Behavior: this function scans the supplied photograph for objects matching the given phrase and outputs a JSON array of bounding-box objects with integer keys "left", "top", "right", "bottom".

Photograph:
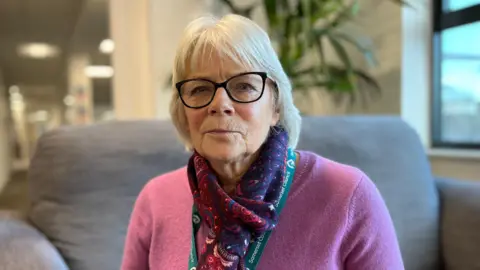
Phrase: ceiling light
[
  {"left": 28, "top": 110, "right": 49, "bottom": 122},
  {"left": 17, "top": 43, "right": 60, "bottom": 59},
  {"left": 84, "top": 65, "right": 114, "bottom": 78},
  {"left": 99, "top": 39, "right": 115, "bottom": 54},
  {"left": 63, "top": 95, "right": 76, "bottom": 106},
  {"left": 9, "top": 85, "right": 20, "bottom": 95}
]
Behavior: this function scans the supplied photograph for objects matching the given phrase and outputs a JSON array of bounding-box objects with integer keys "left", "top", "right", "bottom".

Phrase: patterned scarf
[{"left": 187, "top": 128, "right": 290, "bottom": 270}]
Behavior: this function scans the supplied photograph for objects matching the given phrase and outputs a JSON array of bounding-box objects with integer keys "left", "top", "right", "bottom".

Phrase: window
[{"left": 432, "top": 0, "right": 480, "bottom": 149}]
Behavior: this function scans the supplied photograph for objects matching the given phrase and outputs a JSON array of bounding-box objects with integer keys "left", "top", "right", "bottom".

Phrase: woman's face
[{"left": 183, "top": 55, "right": 279, "bottom": 163}]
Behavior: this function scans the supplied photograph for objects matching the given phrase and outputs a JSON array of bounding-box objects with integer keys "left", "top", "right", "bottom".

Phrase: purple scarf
[{"left": 187, "top": 128, "right": 289, "bottom": 269}]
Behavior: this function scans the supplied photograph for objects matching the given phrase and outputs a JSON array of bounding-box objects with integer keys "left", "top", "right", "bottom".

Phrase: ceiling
[{"left": 0, "top": 0, "right": 111, "bottom": 104}]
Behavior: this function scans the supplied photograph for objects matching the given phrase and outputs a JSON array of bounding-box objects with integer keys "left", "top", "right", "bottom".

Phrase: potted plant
[{"left": 216, "top": 0, "right": 410, "bottom": 113}]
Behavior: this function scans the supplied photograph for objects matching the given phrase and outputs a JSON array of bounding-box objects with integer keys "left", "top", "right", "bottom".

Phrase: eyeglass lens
[{"left": 179, "top": 73, "right": 264, "bottom": 108}]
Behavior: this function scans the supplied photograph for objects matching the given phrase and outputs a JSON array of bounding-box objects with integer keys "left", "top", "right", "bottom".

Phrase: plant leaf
[
  {"left": 351, "top": 0, "right": 360, "bottom": 16},
  {"left": 263, "top": 0, "right": 278, "bottom": 28},
  {"left": 313, "top": 34, "right": 328, "bottom": 77},
  {"left": 332, "top": 32, "right": 378, "bottom": 68},
  {"left": 301, "top": 0, "right": 312, "bottom": 47},
  {"left": 292, "top": 77, "right": 329, "bottom": 90},
  {"left": 389, "top": 0, "right": 413, "bottom": 8},
  {"left": 327, "top": 33, "right": 354, "bottom": 84},
  {"left": 352, "top": 69, "right": 381, "bottom": 96},
  {"left": 219, "top": 0, "right": 257, "bottom": 17},
  {"left": 328, "top": 2, "right": 355, "bottom": 28},
  {"left": 328, "top": 65, "right": 381, "bottom": 97}
]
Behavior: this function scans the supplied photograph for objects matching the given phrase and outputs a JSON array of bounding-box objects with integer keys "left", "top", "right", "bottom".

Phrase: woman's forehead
[{"left": 186, "top": 52, "right": 256, "bottom": 80}]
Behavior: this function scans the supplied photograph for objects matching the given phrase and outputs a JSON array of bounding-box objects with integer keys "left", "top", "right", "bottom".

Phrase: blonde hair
[{"left": 169, "top": 14, "right": 301, "bottom": 150}]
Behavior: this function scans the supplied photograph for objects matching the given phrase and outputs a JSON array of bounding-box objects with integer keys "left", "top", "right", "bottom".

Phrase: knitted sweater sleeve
[
  {"left": 120, "top": 184, "right": 153, "bottom": 270},
  {"left": 342, "top": 173, "right": 405, "bottom": 270}
]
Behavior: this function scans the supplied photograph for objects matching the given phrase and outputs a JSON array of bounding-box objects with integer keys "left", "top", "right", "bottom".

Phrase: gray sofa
[{"left": 0, "top": 116, "right": 479, "bottom": 270}]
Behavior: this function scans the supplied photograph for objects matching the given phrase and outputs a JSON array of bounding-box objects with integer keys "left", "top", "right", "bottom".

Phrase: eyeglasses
[{"left": 175, "top": 72, "right": 268, "bottom": 109}]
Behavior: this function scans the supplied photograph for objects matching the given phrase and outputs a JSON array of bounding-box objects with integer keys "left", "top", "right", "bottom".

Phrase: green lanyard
[{"left": 189, "top": 148, "right": 296, "bottom": 270}]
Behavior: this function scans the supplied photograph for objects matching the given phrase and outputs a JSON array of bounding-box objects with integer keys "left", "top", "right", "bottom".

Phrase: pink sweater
[{"left": 121, "top": 151, "right": 404, "bottom": 270}]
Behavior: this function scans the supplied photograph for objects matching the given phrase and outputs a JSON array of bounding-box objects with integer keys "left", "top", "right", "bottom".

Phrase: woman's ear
[
  {"left": 271, "top": 109, "right": 280, "bottom": 126},
  {"left": 269, "top": 82, "right": 280, "bottom": 126}
]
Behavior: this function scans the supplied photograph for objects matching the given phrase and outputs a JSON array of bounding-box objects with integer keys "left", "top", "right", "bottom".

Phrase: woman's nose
[{"left": 207, "top": 88, "right": 234, "bottom": 115}]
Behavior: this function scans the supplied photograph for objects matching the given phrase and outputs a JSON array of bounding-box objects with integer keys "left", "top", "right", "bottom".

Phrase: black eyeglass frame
[{"left": 175, "top": 71, "right": 270, "bottom": 109}]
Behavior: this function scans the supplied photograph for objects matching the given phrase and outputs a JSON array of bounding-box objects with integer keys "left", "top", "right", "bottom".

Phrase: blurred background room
[
  {"left": 0, "top": 0, "right": 479, "bottom": 221},
  {"left": 0, "top": 0, "right": 115, "bottom": 215},
  {"left": 0, "top": 1, "right": 479, "bottom": 270}
]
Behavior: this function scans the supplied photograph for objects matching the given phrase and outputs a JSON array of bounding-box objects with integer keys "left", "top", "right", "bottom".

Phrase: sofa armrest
[
  {"left": 435, "top": 177, "right": 480, "bottom": 270},
  {"left": 0, "top": 214, "right": 69, "bottom": 270}
]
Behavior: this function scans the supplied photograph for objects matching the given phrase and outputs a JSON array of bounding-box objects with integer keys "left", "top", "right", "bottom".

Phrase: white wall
[
  {"left": 110, "top": 0, "right": 157, "bottom": 120},
  {"left": 110, "top": 0, "right": 228, "bottom": 120},
  {"left": 348, "top": 0, "right": 402, "bottom": 115},
  {"left": 0, "top": 69, "right": 11, "bottom": 193},
  {"left": 150, "top": 0, "right": 214, "bottom": 119}
]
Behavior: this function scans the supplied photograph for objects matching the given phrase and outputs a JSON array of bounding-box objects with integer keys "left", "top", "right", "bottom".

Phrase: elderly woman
[{"left": 121, "top": 14, "right": 404, "bottom": 270}]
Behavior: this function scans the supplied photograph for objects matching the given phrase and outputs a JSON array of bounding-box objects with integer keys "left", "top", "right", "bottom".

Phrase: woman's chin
[{"left": 199, "top": 141, "right": 243, "bottom": 162}]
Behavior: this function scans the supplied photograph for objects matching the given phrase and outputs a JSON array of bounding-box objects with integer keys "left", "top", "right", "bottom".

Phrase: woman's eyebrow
[{"left": 187, "top": 71, "right": 249, "bottom": 81}]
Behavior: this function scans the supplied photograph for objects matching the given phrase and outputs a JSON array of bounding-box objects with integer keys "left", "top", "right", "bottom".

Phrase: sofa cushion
[
  {"left": 437, "top": 177, "right": 480, "bottom": 270},
  {"left": 0, "top": 215, "right": 69, "bottom": 270},
  {"left": 28, "top": 120, "right": 190, "bottom": 270}
]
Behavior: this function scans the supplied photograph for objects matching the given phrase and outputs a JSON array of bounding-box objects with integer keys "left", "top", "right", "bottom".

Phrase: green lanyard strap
[{"left": 189, "top": 148, "right": 296, "bottom": 270}]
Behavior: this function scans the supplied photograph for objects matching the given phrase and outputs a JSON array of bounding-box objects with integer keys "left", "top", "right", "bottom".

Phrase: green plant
[{"left": 218, "top": 0, "right": 410, "bottom": 108}]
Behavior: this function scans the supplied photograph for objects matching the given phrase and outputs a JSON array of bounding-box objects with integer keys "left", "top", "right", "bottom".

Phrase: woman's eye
[
  {"left": 190, "top": 87, "right": 209, "bottom": 95},
  {"left": 236, "top": 83, "right": 256, "bottom": 91}
]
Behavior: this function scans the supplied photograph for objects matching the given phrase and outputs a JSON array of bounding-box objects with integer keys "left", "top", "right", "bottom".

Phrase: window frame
[{"left": 431, "top": 0, "right": 480, "bottom": 149}]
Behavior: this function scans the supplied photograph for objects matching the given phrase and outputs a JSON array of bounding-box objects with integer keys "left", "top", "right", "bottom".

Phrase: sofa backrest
[
  {"left": 297, "top": 116, "right": 440, "bottom": 270},
  {"left": 27, "top": 116, "right": 440, "bottom": 270},
  {"left": 28, "top": 120, "right": 191, "bottom": 270}
]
